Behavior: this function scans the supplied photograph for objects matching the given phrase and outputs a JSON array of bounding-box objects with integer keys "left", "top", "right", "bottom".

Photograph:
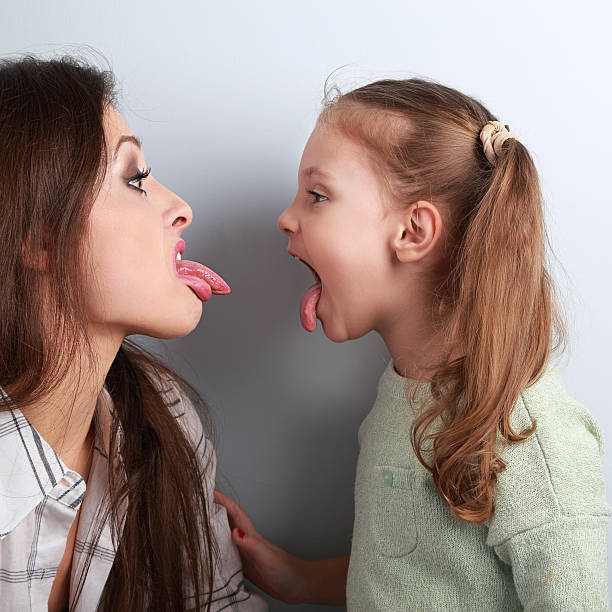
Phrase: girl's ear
[{"left": 392, "top": 200, "right": 443, "bottom": 263}]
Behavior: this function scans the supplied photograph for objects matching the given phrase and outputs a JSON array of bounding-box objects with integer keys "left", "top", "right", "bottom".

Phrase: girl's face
[
  {"left": 278, "top": 125, "right": 400, "bottom": 342},
  {"left": 85, "top": 108, "right": 228, "bottom": 341}
]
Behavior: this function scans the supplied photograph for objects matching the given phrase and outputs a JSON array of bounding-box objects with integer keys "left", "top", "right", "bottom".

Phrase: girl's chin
[
  {"left": 320, "top": 311, "right": 369, "bottom": 344},
  {"left": 320, "top": 317, "right": 350, "bottom": 344}
]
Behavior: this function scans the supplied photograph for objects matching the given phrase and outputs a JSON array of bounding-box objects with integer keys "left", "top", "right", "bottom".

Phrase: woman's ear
[{"left": 392, "top": 200, "right": 443, "bottom": 263}]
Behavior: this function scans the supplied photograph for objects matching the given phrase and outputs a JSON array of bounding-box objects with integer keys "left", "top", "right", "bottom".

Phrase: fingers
[
  {"left": 214, "top": 489, "right": 256, "bottom": 534},
  {"left": 230, "top": 527, "right": 259, "bottom": 583},
  {"left": 213, "top": 489, "right": 235, "bottom": 508},
  {"left": 231, "top": 526, "right": 249, "bottom": 550}
]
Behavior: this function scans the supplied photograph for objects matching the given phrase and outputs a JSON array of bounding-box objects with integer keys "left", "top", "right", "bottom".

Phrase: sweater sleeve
[{"left": 493, "top": 514, "right": 609, "bottom": 610}]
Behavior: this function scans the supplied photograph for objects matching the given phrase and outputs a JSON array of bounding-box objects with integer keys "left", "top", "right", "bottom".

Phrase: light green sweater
[{"left": 346, "top": 362, "right": 610, "bottom": 610}]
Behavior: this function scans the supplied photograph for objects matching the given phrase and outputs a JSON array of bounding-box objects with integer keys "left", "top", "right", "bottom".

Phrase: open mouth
[
  {"left": 173, "top": 239, "right": 231, "bottom": 302},
  {"left": 290, "top": 251, "right": 322, "bottom": 333},
  {"left": 300, "top": 258, "right": 321, "bottom": 284}
]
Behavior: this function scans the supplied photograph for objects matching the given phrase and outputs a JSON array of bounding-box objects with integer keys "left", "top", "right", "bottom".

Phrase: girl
[
  {"left": 216, "top": 79, "right": 610, "bottom": 609},
  {"left": 0, "top": 55, "right": 266, "bottom": 612}
]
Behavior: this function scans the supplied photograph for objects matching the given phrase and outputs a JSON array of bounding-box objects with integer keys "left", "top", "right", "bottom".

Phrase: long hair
[
  {"left": 0, "top": 55, "right": 215, "bottom": 610},
  {"left": 320, "top": 79, "right": 565, "bottom": 524}
]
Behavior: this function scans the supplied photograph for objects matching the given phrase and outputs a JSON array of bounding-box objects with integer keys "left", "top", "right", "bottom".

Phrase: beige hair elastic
[{"left": 479, "top": 120, "right": 518, "bottom": 165}]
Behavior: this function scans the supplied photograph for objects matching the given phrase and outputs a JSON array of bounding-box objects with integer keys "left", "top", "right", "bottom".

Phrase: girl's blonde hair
[{"left": 320, "top": 79, "right": 565, "bottom": 524}]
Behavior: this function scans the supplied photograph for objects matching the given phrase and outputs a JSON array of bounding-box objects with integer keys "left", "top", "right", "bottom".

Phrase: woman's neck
[
  {"left": 23, "top": 373, "right": 102, "bottom": 472},
  {"left": 19, "top": 327, "right": 123, "bottom": 473}
]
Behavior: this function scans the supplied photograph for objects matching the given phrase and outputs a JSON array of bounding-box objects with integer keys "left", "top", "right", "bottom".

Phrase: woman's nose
[
  {"left": 161, "top": 184, "right": 193, "bottom": 230},
  {"left": 171, "top": 198, "right": 192, "bottom": 230}
]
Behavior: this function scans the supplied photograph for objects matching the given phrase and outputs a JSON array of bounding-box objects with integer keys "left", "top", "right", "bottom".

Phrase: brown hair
[
  {"left": 0, "top": 55, "right": 215, "bottom": 609},
  {"left": 320, "top": 79, "right": 565, "bottom": 524}
]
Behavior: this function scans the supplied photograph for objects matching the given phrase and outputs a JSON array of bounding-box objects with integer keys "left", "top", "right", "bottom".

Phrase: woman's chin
[
  {"left": 120, "top": 287, "right": 205, "bottom": 340},
  {"left": 149, "top": 299, "right": 203, "bottom": 339},
  {"left": 171, "top": 299, "right": 204, "bottom": 337},
  {"left": 169, "top": 315, "right": 202, "bottom": 338}
]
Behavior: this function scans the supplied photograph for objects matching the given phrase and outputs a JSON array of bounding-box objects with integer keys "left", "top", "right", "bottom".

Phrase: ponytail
[{"left": 412, "top": 138, "right": 562, "bottom": 523}]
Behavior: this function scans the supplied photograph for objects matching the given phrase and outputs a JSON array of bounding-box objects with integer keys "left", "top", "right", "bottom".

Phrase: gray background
[{"left": 2, "top": 1, "right": 611, "bottom": 609}]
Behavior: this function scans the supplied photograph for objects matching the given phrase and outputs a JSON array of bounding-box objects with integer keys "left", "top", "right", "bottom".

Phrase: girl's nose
[{"left": 277, "top": 202, "right": 298, "bottom": 236}]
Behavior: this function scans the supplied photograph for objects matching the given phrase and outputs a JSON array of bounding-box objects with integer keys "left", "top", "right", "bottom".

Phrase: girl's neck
[{"left": 378, "top": 307, "right": 447, "bottom": 383}]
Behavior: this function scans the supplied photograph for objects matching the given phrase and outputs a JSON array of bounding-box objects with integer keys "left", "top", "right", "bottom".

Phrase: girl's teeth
[{"left": 176, "top": 252, "right": 182, "bottom": 261}]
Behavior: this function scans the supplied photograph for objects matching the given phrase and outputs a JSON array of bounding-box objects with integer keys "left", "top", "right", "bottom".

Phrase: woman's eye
[
  {"left": 307, "top": 189, "right": 328, "bottom": 204},
  {"left": 127, "top": 167, "right": 151, "bottom": 195}
]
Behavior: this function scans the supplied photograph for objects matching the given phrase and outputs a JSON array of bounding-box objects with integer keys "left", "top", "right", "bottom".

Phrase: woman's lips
[{"left": 174, "top": 239, "right": 231, "bottom": 302}]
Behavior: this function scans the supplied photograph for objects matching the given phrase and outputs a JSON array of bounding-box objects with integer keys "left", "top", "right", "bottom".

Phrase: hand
[{"left": 214, "top": 490, "right": 306, "bottom": 604}]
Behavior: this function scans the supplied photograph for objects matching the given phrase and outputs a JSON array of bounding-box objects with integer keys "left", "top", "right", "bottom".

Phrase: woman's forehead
[
  {"left": 103, "top": 107, "right": 142, "bottom": 162},
  {"left": 104, "top": 107, "right": 135, "bottom": 145}
]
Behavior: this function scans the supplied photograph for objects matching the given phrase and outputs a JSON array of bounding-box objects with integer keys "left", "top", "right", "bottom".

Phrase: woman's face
[{"left": 85, "top": 107, "right": 228, "bottom": 341}]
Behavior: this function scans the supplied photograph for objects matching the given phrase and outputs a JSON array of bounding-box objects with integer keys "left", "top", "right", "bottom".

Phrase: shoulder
[
  {"left": 520, "top": 367, "right": 604, "bottom": 454},
  {"left": 487, "top": 368, "right": 610, "bottom": 546}
]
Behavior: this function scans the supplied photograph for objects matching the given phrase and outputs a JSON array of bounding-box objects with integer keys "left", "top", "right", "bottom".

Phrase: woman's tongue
[
  {"left": 176, "top": 259, "right": 230, "bottom": 302},
  {"left": 300, "top": 282, "right": 321, "bottom": 332}
]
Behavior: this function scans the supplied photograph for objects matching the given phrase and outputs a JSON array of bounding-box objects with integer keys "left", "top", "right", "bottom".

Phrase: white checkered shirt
[{"left": 0, "top": 385, "right": 267, "bottom": 611}]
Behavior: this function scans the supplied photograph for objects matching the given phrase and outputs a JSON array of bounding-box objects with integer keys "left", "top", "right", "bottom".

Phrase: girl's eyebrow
[
  {"left": 113, "top": 134, "right": 142, "bottom": 160},
  {"left": 300, "top": 166, "right": 334, "bottom": 182}
]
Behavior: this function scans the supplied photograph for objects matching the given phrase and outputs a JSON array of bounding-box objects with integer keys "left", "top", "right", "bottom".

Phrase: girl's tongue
[
  {"left": 300, "top": 282, "right": 321, "bottom": 332},
  {"left": 176, "top": 259, "right": 230, "bottom": 302}
]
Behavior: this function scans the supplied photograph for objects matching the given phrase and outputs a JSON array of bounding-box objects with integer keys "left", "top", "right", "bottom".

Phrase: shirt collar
[{"left": 0, "top": 387, "right": 114, "bottom": 538}]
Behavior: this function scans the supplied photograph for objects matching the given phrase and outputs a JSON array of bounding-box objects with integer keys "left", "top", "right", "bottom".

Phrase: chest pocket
[{"left": 373, "top": 465, "right": 418, "bottom": 557}]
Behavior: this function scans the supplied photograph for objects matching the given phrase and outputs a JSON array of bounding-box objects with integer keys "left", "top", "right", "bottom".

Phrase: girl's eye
[
  {"left": 126, "top": 167, "right": 151, "bottom": 195},
  {"left": 307, "top": 189, "right": 328, "bottom": 204}
]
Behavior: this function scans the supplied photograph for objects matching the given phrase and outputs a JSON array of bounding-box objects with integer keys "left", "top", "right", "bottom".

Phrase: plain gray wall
[{"left": 2, "top": 1, "right": 611, "bottom": 609}]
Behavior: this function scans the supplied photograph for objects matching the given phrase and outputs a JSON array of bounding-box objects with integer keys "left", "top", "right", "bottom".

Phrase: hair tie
[{"left": 479, "top": 120, "right": 518, "bottom": 166}]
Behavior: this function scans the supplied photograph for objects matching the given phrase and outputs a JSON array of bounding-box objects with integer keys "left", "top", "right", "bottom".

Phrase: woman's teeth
[{"left": 176, "top": 252, "right": 182, "bottom": 261}]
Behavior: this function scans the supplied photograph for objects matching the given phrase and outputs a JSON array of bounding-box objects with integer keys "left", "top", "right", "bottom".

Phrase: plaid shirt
[{"left": 0, "top": 385, "right": 267, "bottom": 611}]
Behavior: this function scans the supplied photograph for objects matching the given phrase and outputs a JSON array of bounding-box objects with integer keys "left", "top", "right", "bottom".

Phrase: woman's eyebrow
[{"left": 113, "top": 134, "right": 142, "bottom": 160}]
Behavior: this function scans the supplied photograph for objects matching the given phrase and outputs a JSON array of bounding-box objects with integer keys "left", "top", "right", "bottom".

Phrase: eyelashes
[
  {"left": 126, "top": 167, "right": 151, "bottom": 195},
  {"left": 307, "top": 189, "right": 328, "bottom": 204}
]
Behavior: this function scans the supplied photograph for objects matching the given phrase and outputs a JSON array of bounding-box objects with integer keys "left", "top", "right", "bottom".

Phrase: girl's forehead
[
  {"left": 302, "top": 128, "right": 347, "bottom": 165},
  {"left": 300, "top": 126, "right": 375, "bottom": 180}
]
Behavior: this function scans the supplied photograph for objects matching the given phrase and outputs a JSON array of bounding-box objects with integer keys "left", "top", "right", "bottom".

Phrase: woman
[{"left": 0, "top": 55, "right": 267, "bottom": 611}]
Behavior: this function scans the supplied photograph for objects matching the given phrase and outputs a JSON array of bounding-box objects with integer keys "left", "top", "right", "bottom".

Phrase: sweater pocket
[{"left": 373, "top": 465, "right": 417, "bottom": 557}]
